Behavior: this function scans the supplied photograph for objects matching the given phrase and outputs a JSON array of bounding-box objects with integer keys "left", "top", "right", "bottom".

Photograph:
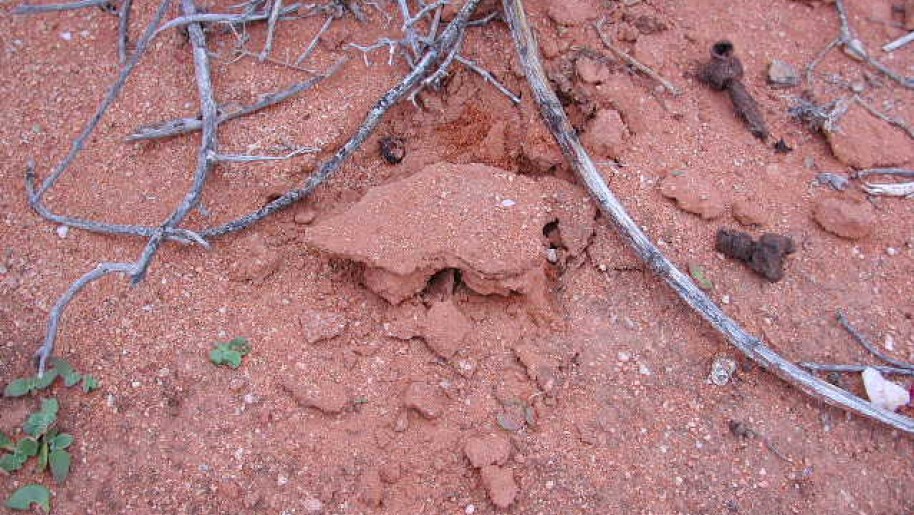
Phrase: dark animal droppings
[
  {"left": 380, "top": 136, "right": 406, "bottom": 164},
  {"left": 716, "top": 229, "right": 795, "bottom": 282}
]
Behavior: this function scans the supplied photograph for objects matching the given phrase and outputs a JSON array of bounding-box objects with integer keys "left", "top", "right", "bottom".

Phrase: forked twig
[{"left": 502, "top": 0, "right": 914, "bottom": 435}]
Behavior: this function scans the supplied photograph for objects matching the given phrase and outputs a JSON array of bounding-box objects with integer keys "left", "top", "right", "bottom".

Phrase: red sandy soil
[{"left": 2, "top": 0, "right": 914, "bottom": 513}]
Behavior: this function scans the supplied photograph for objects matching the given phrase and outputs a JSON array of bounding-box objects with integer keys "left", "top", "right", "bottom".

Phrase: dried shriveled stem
[
  {"left": 13, "top": 0, "right": 113, "bottom": 14},
  {"left": 258, "top": 0, "right": 284, "bottom": 61},
  {"left": 800, "top": 363, "right": 914, "bottom": 377},
  {"left": 455, "top": 55, "right": 521, "bottom": 104},
  {"left": 155, "top": 3, "right": 302, "bottom": 36},
  {"left": 838, "top": 311, "right": 914, "bottom": 370},
  {"left": 118, "top": 0, "right": 133, "bottom": 66},
  {"left": 594, "top": 18, "right": 682, "bottom": 96},
  {"left": 883, "top": 31, "right": 914, "bottom": 52},
  {"left": 126, "top": 60, "right": 343, "bottom": 141},
  {"left": 503, "top": 0, "right": 914, "bottom": 435},
  {"left": 200, "top": 0, "right": 484, "bottom": 238},
  {"left": 30, "top": 0, "right": 173, "bottom": 201},
  {"left": 213, "top": 145, "right": 318, "bottom": 162}
]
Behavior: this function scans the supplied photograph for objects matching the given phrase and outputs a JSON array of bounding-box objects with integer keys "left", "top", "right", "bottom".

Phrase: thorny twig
[
  {"left": 594, "top": 18, "right": 682, "bottom": 96},
  {"left": 127, "top": 60, "right": 343, "bottom": 141},
  {"left": 502, "top": 0, "right": 914, "bottom": 435}
]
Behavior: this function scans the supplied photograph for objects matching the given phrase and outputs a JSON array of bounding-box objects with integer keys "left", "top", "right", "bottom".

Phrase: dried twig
[
  {"left": 455, "top": 55, "right": 521, "bottom": 104},
  {"left": 118, "top": 0, "right": 133, "bottom": 66},
  {"left": 155, "top": 4, "right": 302, "bottom": 36},
  {"left": 294, "top": 14, "right": 334, "bottom": 66},
  {"left": 213, "top": 145, "right": 318, "bottom": 162},
  {"left": 502, "top": 0, "right": 914, "bottom": 435},
  {"left": 854, "top": 96, "right": 914, "bottom": 139},
  {"left": 259, "top": 0, "right": 284, "bottom": 61},
  {"left": 594, "top": 18, "right": 682, "bottom": 96},
  {"left": 837, "top": 311, "right": 914, "bottom": 370},
  {"left": 30, "top": 0, "right": 173, "bottom": 201},
  {"left": 853, "top": 168, "right": 914, "bottom": 179},
  {"left": 126, "top": 60, "right": 343, "bottom": 141},
  {"left": 13, "top": 0, "right": 113, "bottom": 14},
  {"left": 200, "top": 0, "right": 484, "bottom": 238},
  {"left": 883, "top": 31, "right": 914, "bottom": 52},
  {"left": 799, "top": 363, "right": 914, "bottom": 377}
]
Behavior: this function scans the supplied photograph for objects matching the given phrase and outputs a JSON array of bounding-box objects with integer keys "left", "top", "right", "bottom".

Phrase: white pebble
[
  {"left": 886, "top": 247, "right": 898, "bottom": 256},
  {"left": 464, "top": 504, "right": 476, "bottom": 514},
  {"left": 303, "top": 498, "right": 322, "bottom": 513},
  {"left": 545, "top": 248, "right": 558, "bottom": 263},
  {"left": 862, "top": 367, "right": 910, "bottom": 411},
  {"left": 721, "top": 295, "right": 730, "bottom": 305},
  {"left": 277, "top": 474, "right": 289, "bottom": 486},
  {"left": 60, "top": 32, "right": 72, "bottom": 41},
  {"left": 500, "top": 199, "right": 516, "bottom": 208},
  {"left": 638, "top": 363, "right": 652, "bottom": 376},
  {"left": 56, "top": 225, "right": 69, "bottom": 238},
  {"left": 617, "top": 351, "right": 631, "bottom": 363},
  {"left": 884, "top": 334, "right": 895, "bottom": 352}
]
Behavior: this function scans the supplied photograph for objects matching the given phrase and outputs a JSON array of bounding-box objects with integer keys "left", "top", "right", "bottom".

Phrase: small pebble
[
  {"left": 303, "top": 498, "right": 323, "bottom": 513},
  {"left": 721, "top": 295, "right": 730, "bottom": 305},
  {"left": 887, "top": 247, "right": 898, "bottom": 256},
  {"left": 56, "top": 225, "right": 69, "bottom": 238},
  {"left": 500, "top": 199, "right": 516, "bottom": 208},
  {"left": 464, "top": 504, "right": 476, "bottom": 514},
  {"left": 638, "top": 363, "right": 652, "bottom": 376},
  {"left": 545, "top": 248, "right": 558, "bottom": 263},
  {"left": 60, "top": 32, "right": 73, "bottom": 41},
  {"left": 617, "top": 351, "right": 631, "bottom": 363},
  {"left": 709, "top": 356, "right": 737, "bottom": 386},
  {"left": 277, "top": 474, "right": 289, "bottom": 486}
]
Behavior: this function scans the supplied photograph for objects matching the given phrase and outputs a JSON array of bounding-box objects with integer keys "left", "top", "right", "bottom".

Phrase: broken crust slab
[{"left": 301, "top": 162, "right": 595, "bottom": 306}]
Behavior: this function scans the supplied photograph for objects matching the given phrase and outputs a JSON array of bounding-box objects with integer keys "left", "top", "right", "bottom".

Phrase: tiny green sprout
[
  {"left": 210, "top": 337, "right": 251, "bottom": 369},
  {"left": 81, "top": 375, "right": 100, "bottom": 393},
  {"left": 688, "top": 264, "right": 714, "bottom": 291},
  {"left": 5, "top": 484, "right": 51, "bottom": 512}
]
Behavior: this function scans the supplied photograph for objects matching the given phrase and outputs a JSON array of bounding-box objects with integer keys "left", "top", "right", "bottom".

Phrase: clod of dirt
[
  {"left": 464, "top": 434, "right": 512, "bottom": 468},
  {"left": 575, "top": 56, "right": 611, "bottom": 84},
  {"left": 715, "top": 229, "right": 796, "bottom": 282},
  {"left": 228, "top": 234, "right": 280, "bottom": 284},
  {"left": 546, "top": 0, "right": 601, "bottom": 25},
  {"left": 812, "top": 196, "right": 876, "bottom": 240},
  {"left": 299, "top": 309, "right": 348, "bottom": 344},
  {"left": 422, "top": 300, "right": 471, "bottom": 359},
  {"left": 282, "top": 379, "right": 349, "bottom": 415},
  {"left": 379, "top": 136, "right": 406, "bottom": 164},
  {"left": 512, "top": 344, "right": 559, "bottom": 392},
  {"left": 294, "top": 207, "right": 318, "bottom": 225},
  {"left": 358, "top": 468, "right": 384, "bottom": 507},
  {"left": 825, "top": 104, "right": 914, "bottom": 169},
  {"left": 699, "top": 41, "right": 768, "bottom": 140},
  {"left": 301, "top": 163, "right": 595, "bottom": 307},
  {"left": 660, "top": 172, "right": 726, "bottom": 219},
  {"left": 480, "top": 465, "right": 519, "bottom": 509},
  {"left": 403, "top": 381, "right": 445, "bottom": 419},
  {"left": 731, "top": 198, "right": 768, "bottom": 226},
  {"left": 581, "top": 108, "right": 628, "bottom": 159},
  {"left": 766, "top": 59, "right": 800, "bottom": 89}
]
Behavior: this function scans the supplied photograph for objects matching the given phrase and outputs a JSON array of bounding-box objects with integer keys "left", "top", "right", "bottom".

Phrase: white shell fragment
[
  {"left": 709, "top": 356, "right": 737, "bottom": 386},
  {"left": 862, "top": 367, "right": 910, "bottom": 412}
]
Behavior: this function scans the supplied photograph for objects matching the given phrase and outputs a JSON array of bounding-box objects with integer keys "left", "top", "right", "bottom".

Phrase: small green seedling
[
  {"left": 210, "top": 337, "right": 251, "bottom": 369},
  {"left": 5, "top": 484, "right": 51, "bottom": 512},
  {"left": 688, "top": 263, "right": 714, "bottom": 291},
  {"left": 3, "top": 357, "right": 100, "bottom": 398},
  {"left": 1, "top": 398, "right": 73, "bottom": 484}
]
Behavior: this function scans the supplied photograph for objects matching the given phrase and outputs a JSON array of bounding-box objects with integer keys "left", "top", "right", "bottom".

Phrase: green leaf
[
  {"left": 81, "top": 375, "right": 99, "bottom": 393},
  {"left": 34, "top": 370, "right": 59, "bottom": 390},
  {"left": 4, "top": 378, "right": 33, "bottom": 398},
  {"left": 209, "top": 338, "right": 251, "bottom": 369},
  {"left": 5, "top": 484, "right": 51, "bottom": 512},
  {"left": 17, "top": 438, "right": 39, "bottom": 458},
  {"left": 0, "top": 432, "right": 13, "bottom": 451},
  {"left": 24, "top": 399, "right": 59, "bottom": 437},
  {"left": 49, "top": 434, "right": 73, "bottom": 452},
  {"left": 0, "top": 452, "right": 27, "bottom": 473},
  {"left": 50, "top": 358, "right": 81, "bottom": 388},
  {"left": 688, "top": 264, "right": 714, "bottom": 291},
  {"left": 37, "top": 439, "right": 49, "bottom": 472},
  {"left": 49, "top": 449, "right": 71, "bottom": 484}
]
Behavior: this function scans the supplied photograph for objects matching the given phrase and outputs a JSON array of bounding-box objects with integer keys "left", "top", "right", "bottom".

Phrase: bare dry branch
[
  {"left": 13, "top": 0, "right": 113, "bottom": 15},
  {"left": 503, "top": 0, "right": 914, "bottom": 435},
  {"left": 594, "top": 18, "right": 682, "bottom": 96},
  {"left": 118, "top": 0, "right": 133, "bottom": 66},
  {"left": 258, "top": 0, "right": 284, "bottom": 61},
  {"left": 800, "top": 363, "right": 914, "bottom": 377}
]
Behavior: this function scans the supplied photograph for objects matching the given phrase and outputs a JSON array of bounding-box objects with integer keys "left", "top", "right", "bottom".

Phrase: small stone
[
  {"left": 886, "top": 247, "right": 899, "bottom": 256},
  {"left": 617, "top": 351, "right": 631, "bottom": 363},
  {"left": 243, "top": 393, "right": 259, "bottom": 405},
  {"left": 575, "top": 56, "right": 611, "bottom": 84},
  {"left": 303, "top": 497, "right": 323, "bottom": 513},
  {"left": 60, "top": 32, "right": 72, "bottom": 41},
  {"left": 499, "top": 199, "right": 516, "bottom": 208},
  {"left": 862, "top": 367, "right": 910, "bottom": 411},
  {"left": 379, "top": 136, "right": 406, "bottom": 164},
  {"left": 277, "top": 474, "right": 289, "bottom": 486},
  {"left": 465, "top": 504, "right": 476, "bottom": 514},
  {"left": 813, "top": 197, "right": 876, "bottom": 240},
  {"left": 421, "top": 301, "right": 471, "bottom": 359},
  {"left": 403, "top": 381, "right": 445, "bottom": 419},
  {"left": 766, "top": 59, "right": 800, "bottom": 89},
  {"left": 660, "top": 172, "right": 725, "bottom": 220},
  {"left": 826, "top": 104, "right": 914, "bottom": 169},
  {"left": 464, "top": 434, "right": 512, "bottom": 468},
  {"left": 709, "top": 356, "right": 737, "bottom": 386},
  {"left": 638, "top": 363, "right": 652, "bottom": 376},
  {"left": 545, "top": 248, "right": 559, "bottom": 263},
  {"left": 56, "top": 225, "right": 69, "bottom": 238},
  {"left": 546, "top": 0, "right": 600, "bottom": 25},
  {"left": 480, "top": 465, "right": 518, "bottom": 509}
]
